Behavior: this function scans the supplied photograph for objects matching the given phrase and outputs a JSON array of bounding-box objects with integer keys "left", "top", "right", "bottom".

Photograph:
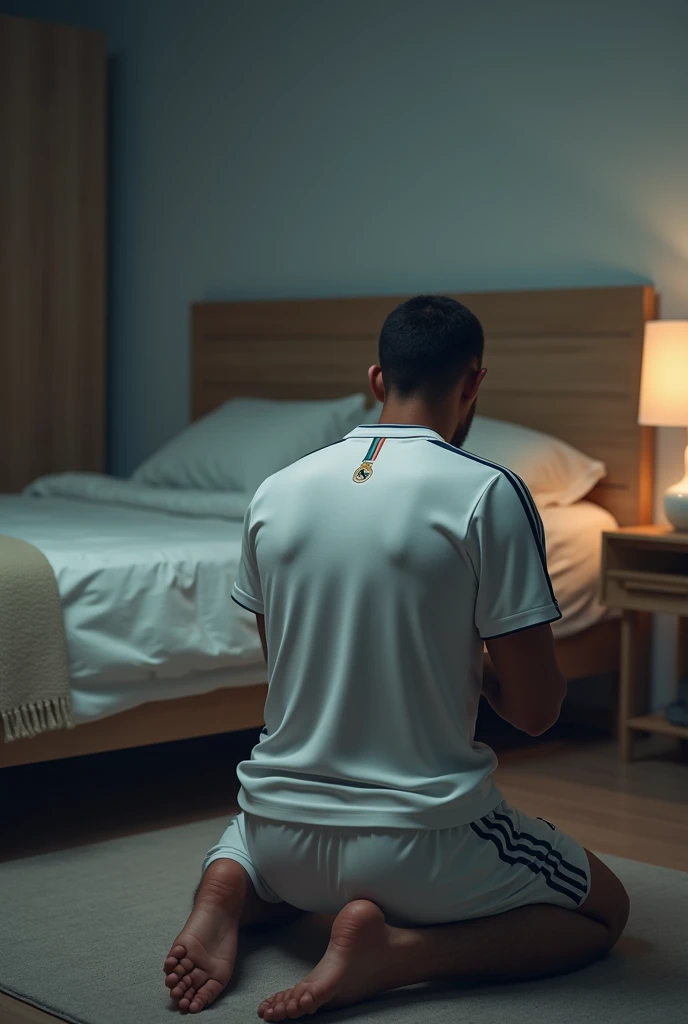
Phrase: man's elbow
[
  {"left": 521, "top": 713, "right": 558, "bottom": 737},
  {"left": 521, "top": 676, "right": 567, "bottom": 736}
]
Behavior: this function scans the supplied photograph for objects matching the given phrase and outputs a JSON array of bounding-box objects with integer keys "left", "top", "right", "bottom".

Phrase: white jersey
[{"left": 232, "top": 423, "right": 561, "bottom": 830}]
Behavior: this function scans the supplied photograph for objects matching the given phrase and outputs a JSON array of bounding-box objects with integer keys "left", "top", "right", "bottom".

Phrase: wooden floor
[
  {"left": 1, "top": 721, "right": 687, "bottom": 1024},
  {"left": 495, "top": 736, "right": 688, "bottom": 871}
]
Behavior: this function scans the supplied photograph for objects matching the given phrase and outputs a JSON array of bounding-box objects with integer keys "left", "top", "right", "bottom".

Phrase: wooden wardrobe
[{"left": 0, "top": 14, "right": 106, "bottom": 493}]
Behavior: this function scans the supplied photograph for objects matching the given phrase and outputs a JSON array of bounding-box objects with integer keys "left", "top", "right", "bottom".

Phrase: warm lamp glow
[
  {"left": 639, "top": 320, "right": 688, "bottom": 529},
  {"left": 638, "top": 320, "right": 688, "bottom": 427}
]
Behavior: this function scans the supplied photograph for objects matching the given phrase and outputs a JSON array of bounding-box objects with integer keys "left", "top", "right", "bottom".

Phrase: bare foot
[
  {"left": 257, "top": 900, "right": 403, "bottom": 1021},
  {"left": 164, "top": 861, "right": 246, "bottom": 1014}
]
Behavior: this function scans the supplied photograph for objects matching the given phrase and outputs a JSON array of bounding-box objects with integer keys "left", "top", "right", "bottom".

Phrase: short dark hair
[{"left": 379, "top": 295, "right": 484, "bottom": 401}]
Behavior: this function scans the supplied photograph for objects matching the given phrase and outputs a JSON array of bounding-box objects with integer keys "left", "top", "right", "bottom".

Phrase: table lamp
[{"left": 638, "top": 320, "right": 688, "bottom": 530}]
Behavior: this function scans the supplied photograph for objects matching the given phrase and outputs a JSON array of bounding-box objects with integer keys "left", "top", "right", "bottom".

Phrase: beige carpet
[{"left": 0, "top": 816, "right": 686, "bottom": 1023}]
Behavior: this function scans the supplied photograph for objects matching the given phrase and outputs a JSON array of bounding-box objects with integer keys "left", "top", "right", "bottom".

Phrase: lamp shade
[{"left": 638, "top": 320, "right": 688, "bottom": 427}]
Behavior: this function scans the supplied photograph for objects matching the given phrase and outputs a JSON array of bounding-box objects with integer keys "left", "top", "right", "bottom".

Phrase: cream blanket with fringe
[{"left": 0, "top": 534, "right": 73, "bottom": 742}]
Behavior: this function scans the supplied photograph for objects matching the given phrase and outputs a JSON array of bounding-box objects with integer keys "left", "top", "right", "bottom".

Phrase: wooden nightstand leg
[
  {"left": 678, "top": 618, "right": 688, "bottom": 762},
  {"left": 678, "top": 617, "right": 688, "bottom": 678},
  {"left": 619, "top": 610, "right": 637, "bottom": 761}
]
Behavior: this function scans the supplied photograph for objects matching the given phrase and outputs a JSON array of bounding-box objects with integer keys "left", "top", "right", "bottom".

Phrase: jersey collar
[{"left": 345, "top": 423, "right": 445, "bottom": 441}]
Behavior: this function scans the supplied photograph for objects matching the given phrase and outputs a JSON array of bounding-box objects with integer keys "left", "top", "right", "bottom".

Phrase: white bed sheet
[
  {"left": 0, "top": 489, "right": 618, "bottom": 727},
  {"left": 0, "top": 494, "right": 263, "bottom": 716},
  {"left": 541, "top": 500, "right": 619, "bottom": 639}
]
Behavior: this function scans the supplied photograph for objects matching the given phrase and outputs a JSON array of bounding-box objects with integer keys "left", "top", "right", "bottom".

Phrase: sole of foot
[
  {"left": 164, "top": 862, "right": 246, "bottom": 1014},
  {"left": 257, "top": 899, "right": 397, "bottom": 1021}
]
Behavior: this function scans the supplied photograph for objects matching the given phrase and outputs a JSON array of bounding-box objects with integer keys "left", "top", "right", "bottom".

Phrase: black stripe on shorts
[
  {"left": 490, "top": 811, "right": 588, "bottom": 881},
  {"left": 469, "top": 820, "right": 587, "bottom": 906},
  {"left": 479, "top": 815, "right": 588, "bottom": 895}
]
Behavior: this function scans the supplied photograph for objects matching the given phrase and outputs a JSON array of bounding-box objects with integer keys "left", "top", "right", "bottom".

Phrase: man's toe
[
  {"left": 192, "top": 978, "right": 224, "bottom": 1013},
  {"left": 272, "top": 998, "right": 287, "bottom": 1021},
  {"left": 187, "top": 967, "right": 208, "bottom": 989},
  {"left": 259, "top": 992, "right": 284, "bottom": 1021},
  {"left": 299, "top": 991, "right": 315, "bottom": 1013}
]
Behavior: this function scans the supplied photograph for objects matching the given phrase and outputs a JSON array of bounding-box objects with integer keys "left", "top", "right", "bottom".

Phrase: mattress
[
  {"left": 541, "top": 500, "right": 619, "bottom": 639},
  {"left": 0, "top": 483, "right": 618, "bottom": 726},
  {"left": 0, "top": 483, "right": 264, "bottom": 726}
]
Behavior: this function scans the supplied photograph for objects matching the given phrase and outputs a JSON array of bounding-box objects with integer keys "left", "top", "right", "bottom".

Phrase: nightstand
[{"left": 600, "top": 525, "right": 688, "bottom": 761}]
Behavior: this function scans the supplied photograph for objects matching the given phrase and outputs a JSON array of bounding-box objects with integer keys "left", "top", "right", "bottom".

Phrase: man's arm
[
  {"left": 481, "top": 650, "right": 501, "bottom": 709},
  {"left": 484, "top": 623, "right": 567, "bottom": 736},
  {"left": 256, "top": 613, "right": 268, "bottom": 663}
]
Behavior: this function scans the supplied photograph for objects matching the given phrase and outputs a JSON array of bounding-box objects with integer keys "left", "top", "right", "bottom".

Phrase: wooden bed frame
[{"left": 1, "top": 284, "right": 656, "bottom": 769}]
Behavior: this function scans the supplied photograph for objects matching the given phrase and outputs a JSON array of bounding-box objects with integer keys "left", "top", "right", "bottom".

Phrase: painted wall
[{"left": 4, "top": 0, "right": 688, "bottom": 704}]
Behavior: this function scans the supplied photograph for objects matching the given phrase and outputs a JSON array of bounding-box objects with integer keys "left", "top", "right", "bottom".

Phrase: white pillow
[
  {"left": 370, "top": 405, "right": 605, "bottom": 505},
  {"left": 464, "top": 416, "right": 605, "bottom": 505},
  {"left": 132, "top": 394, "right": 368, "bottom": 494}
]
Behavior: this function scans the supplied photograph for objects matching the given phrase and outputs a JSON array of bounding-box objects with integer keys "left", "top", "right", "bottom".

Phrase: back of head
[{"left": 379, "top": 295, "right": 484, "bottom": 401}]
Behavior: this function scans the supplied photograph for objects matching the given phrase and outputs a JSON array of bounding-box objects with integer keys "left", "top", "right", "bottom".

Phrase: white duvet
[
  {"left": 1, "top": 475, "right": 259, "bottom": 686},
  {"left": 0, "top": 475, "right": 618, "bottom": 724}
]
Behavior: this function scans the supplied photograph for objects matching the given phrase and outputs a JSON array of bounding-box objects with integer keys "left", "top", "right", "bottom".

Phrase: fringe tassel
[{"left": 1, "top": 697, "right": 74, "bottom": 743}]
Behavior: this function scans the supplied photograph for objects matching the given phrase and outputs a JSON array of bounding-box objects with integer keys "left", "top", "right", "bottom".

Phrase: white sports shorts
[{"left": 202, "top": 800, "right": 590, "bottom": 926}]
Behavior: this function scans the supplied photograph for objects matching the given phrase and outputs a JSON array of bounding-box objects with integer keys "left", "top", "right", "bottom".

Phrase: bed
[{"left": 0, "top": 284, "right": 656, "bottom": 768}]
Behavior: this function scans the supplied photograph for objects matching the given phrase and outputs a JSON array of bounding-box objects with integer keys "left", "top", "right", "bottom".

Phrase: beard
[{"left": 450, "top": 401, "right": 477, "bottom": 449}]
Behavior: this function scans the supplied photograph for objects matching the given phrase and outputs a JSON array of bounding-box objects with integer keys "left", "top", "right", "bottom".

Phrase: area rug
[{"left": 0, "top": 816, "right": 686, "bottom": 1023}]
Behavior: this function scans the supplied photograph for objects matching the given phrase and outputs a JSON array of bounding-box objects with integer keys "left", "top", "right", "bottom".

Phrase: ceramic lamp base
[{"left": 664, "top": 440, "right": 688, "bottom": 532}]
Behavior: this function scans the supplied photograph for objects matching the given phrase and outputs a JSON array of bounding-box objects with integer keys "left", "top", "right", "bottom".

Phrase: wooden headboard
[{"left": 192, "top": 285, "right": 656, "bottom": 526}]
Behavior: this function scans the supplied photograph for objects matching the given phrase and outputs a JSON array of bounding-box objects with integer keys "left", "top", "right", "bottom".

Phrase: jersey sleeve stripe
[
  {"left": 426, "top": 439, "right": 558, "bottom": 608},
  {"left": 510, "top": 471, "right": 546, "bottom": 548},
  {"left": 498, "top": 473, "right": 557, "bottom": 606}
]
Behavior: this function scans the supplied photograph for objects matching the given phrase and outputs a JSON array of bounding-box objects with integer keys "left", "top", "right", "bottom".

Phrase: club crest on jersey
[
  {"left": 353, "top": 461, "right": 374, "bottom": 483},
  {"left": 352, "top": 437, "right": 385, "bottom": 483}
]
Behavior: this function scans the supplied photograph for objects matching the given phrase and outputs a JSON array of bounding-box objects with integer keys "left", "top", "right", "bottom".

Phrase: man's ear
[
  {"left": 368, "top": 365, "right": 385, "bottom": 404},
  {"left": 465, "top": 366, "right": 487, "bottom": 402}
]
